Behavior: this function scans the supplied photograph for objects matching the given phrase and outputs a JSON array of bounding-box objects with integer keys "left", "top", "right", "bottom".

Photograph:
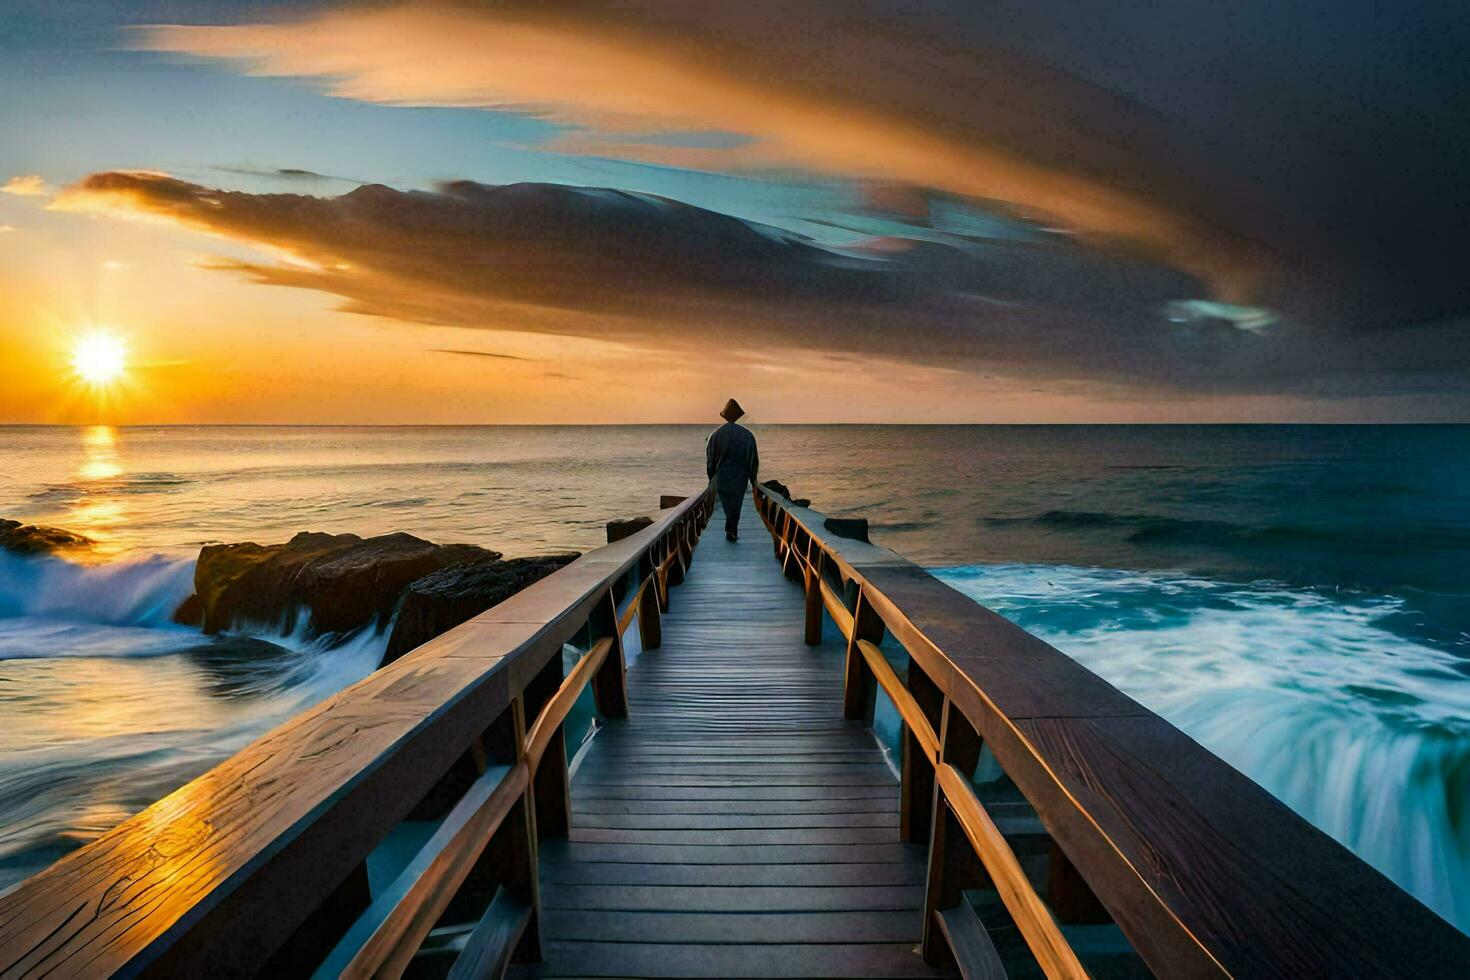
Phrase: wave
[
  {"left": 0, "top": 549, "right": 388, "bottom": 887},
  {"left": 935, "top": 563, "right": 1470, "bottom": 933},
  {"left": 0, "top": 551, "right": 195, "bottom": 630},
  {"left": 984, "top": 509, "right": 1470, "bottom": 553},
  {"left": 25, "top": 472, "right": 194, "bottom": 505}
]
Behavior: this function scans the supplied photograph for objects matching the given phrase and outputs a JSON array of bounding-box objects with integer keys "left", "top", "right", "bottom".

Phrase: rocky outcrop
[
  {"left": 606, "top": 516, "right": 654, "bottom": 543},
  {"left": 382, "top": 554, "right": 580, "bottom": 666},
  {"left": 177, "top": 530, "right": 502, "bottom": 635},
  {"left": 0, "top": 519, "right": 92, "bottom": 555}
]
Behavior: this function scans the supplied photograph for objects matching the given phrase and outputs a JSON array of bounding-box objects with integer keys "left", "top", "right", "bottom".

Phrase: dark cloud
[
  {"left": 52, "top": 171, "right": 1470, "bottom": 398},
  {"left": 216, "top": 166, "right": 357, "bottom": 183}
]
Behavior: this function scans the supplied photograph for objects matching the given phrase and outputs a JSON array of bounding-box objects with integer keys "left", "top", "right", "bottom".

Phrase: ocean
[{"left": 1, "top": 424, "right": 1467, "bottom": 932}]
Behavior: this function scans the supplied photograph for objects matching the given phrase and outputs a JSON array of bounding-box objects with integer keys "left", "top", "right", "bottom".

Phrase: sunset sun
[{"left": 70, "top": 331, "right": 127, "bottom": 387}]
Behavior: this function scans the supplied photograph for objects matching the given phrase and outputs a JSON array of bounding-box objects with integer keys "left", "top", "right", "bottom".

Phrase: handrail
[
  {"left": 335, "top": 762, "right": 529, "bottom": 978},
  {"left": 0, "top": 483, "right": 717, "bottom": 978},
  {"left": 524, "top": 637, "right": 612, "bottom": 773},
  {"left": 937, "top": 764, "right": 1088, "bottom": 980},
  {"left": 856, "top": 639, "right": 938, "bottom": 762},
  {"left": 753, "top": 481, "right": 1470, "bottom": 978},
  {"left": 340, "top": 632, "right": 615, "bottom": 977}
]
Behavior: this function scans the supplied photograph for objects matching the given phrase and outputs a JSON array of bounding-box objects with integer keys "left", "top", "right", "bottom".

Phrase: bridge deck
[{"left": 516, "top": 529, "right": 949, "bottom": 977}]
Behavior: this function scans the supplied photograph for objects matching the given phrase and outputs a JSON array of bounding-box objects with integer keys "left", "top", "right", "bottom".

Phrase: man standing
[{"left": 706, "top": 398, "right": 759, "bottom": 542}]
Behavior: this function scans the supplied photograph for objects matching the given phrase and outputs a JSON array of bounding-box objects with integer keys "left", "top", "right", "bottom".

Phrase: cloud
[
  {"left": 216, "top": 166, "right": 359, "bottom": 183},
  {"left": 132, "top": 4, "right": 1262, "bottom": 303},
  {"left": 2, "top": 175, "right": 47, "bottom": 196},
  {"left": 132, "top": 1, "right": 1470, "bottom": 342},
  {"left": 0, "top": 225, "right": 15, "bottom": 233},
  {"left": 51, "top": 170, "right": 1470, "bottom": 398},
  {"left": 431, "top": 348, "right": 531, "bottom": 361}
]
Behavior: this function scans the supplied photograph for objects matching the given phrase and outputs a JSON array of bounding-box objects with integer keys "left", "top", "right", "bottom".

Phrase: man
[{"left": 705, "top": 398, "right": 759, "bottom": 542}]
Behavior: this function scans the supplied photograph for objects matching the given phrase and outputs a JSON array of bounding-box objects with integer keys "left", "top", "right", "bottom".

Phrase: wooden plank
[
  {"left": 567, "top": 784, "right": 899, "bottom": 801},
  {"left": 535, "top": 841, "right": 919, "bottom": 865},
  {"left": 569, "top": 811, "right": 899, "bottom": 830},
  {"left": 935, "top": 904, "right": 1007, "bottom": 980},
  {"left": 566, "top": 826, "right": 900, "bottom": 845},
  {"left": 541, "top": 884, "right": 929, "bottom": 913},
  {"left": 529, "top": 941, "right": 946, "bottom": 978},
  {"left": 544, "top": 909, "right": 925, "bottom": 943},
  {"left": 571, "top": 797, "right": 898, "bottom": 815},
  {"left": 446, "top": 889, "right": 532, "bottom": 980},
  {"left": 538, "top": 862, "right": 926, "bottom": 888}
]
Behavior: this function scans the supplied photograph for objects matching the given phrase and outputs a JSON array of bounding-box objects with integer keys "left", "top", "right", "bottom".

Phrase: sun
[{"left": 71, "top": 332, "right": 128, "bottom": 387}]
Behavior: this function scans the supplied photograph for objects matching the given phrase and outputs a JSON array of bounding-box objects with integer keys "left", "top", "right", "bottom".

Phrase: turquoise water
[{"left": 0, "top": 423, "right": 1466, "bottom": 930}]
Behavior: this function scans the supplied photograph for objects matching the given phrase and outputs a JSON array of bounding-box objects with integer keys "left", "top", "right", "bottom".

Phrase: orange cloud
[
  {"left": 134, "top": 4, "right": 1265, "bottom": 302},
  {"left": 2, "top": 174, "right": 47, "bottom": 197}
]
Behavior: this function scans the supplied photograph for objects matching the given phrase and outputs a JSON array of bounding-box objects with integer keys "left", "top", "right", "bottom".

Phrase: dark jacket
[{"left": 706, "top": 422, "right": 759, "bottom": 494}]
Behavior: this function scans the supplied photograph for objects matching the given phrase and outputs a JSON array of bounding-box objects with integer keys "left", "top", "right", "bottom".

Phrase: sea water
[{"left": 0, "top": 423, "right": 1466, "bottom": 932}]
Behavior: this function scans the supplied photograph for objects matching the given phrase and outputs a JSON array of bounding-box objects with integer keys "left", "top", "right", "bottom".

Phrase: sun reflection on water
[{"left": 70, "top": 425, "right": 125, "bottom": 552}]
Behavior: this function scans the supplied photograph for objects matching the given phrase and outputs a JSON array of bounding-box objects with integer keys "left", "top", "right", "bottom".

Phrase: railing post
[
  {"left": 843, "top": 587, "right": 884, "bottom": 720},
  {"left": 654, "top": 536, "right": 672, "bottom": 613},
  {"left": 803, "top": 558, "right": 823, "bottom": 646},
  {"left": 465, "top": 697, "right": 542, "bottom": 963},
  {"left": 922, "top": 701, "right": 989, "bottom": 965},
  {"left": 589, "top": 590, "right": 628, "bottom": 719},
  {"left": 524, "top": 652, "right": 571, "bottom": 839},
  {"left": 637, "top": 554, "right": 662, "bottom": 650},
  {"left": 901, "top": 660, "right": 944, "bottom": 844},
  {"left": 1048, "top": 843, "right": 1110, "bottom": 924},
  {"left": 666, "top": 521, "right": 687, "bottom": 588}
]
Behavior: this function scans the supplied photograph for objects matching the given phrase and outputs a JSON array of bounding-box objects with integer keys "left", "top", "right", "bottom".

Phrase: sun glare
[{"left": 71, "top": 332, "right": 128, "bottom": 387}]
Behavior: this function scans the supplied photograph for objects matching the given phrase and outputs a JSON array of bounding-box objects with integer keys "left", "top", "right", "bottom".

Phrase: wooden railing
[
  {"left": 0, "top": 485, "right": 716, "bottom": 979},
  {"left": 753, "top": 483, "right": 1470, "bottom": 979}
]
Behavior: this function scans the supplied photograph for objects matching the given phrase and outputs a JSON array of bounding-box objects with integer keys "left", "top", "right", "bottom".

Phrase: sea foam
[{"left": 935, "top": 562, "right": 1470, "bottom": 933}]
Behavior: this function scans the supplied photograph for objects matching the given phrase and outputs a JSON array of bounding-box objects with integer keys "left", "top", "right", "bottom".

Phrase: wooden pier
[
  {"left": 1, "top": 482, "right": 1468, "bottom": 978},
  {"left": 523, "top": 514, "right": 940, "bottom": 977}
]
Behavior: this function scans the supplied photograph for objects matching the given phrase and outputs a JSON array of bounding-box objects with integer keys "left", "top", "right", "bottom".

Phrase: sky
[{"left": 1, "top": 0, "right": 1467, "bottom": 423}]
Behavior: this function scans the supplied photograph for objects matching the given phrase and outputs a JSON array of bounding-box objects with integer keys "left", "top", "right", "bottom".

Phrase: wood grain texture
[{"left": 522, "top": 532, "right": 948, "bottom": 979}]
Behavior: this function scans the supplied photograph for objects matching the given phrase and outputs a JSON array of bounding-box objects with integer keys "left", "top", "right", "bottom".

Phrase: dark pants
[{"left": 719, "top": 489, "right": 745, "bottom": 538}]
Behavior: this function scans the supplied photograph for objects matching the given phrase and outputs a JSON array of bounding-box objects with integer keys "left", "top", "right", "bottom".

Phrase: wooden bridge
[{"left": 2, "top": 484, "right": 1468, "bottom": 978}]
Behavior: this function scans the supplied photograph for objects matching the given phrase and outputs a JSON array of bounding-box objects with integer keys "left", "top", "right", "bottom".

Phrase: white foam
[{"left": 937, "top": 562, "right": 1470, "bottom": 932}]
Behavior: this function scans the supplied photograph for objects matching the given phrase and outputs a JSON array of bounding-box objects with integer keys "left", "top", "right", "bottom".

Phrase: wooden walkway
[{"left": 516, "top": 530, "right": 950, "bottom": 978}]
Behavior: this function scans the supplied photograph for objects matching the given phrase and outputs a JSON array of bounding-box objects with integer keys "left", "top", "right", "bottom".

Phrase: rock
[
  {"left": 184, "top": 530, "right": 502, "bottom": 635},
  {"left": 382, "top": 554, "right": 580, "bottom": 666},
  {"left": 763, "top": 480, "right": 794, "bottom": 500},
  {"left": 823, "top": 517, "right": 870, "bottom": 543},
  {"left": 606, "top": 516, "right": 654, "bottom": 543},
  {"left": 760, "top": 481, "right": 810, "bottom": 508},
  {"left": 172, "top": 592, "right": 204, "bottom": 627},
  {"left": 0, "top": 519, "right": 92, "bottom": 555}
]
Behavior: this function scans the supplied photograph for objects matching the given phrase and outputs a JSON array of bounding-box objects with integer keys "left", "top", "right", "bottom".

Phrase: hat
[{"left": 720, "top": 398, "right": 745, "bottom": 422}]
